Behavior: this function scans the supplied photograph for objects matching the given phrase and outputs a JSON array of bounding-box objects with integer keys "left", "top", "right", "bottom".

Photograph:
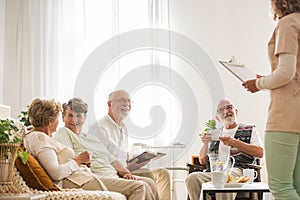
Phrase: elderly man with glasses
[
  {"left": 87, "top": 90, "right": 171, "bottom": 200},
  {"left": 185, "top": 99, "right": 264, "bottom": 200}
]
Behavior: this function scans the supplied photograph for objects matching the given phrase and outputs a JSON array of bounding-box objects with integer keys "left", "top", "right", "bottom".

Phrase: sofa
[
  {"left": 11, "top": 153, "right": 127, "bottom": 200},
  {"left": 12, "top": 167, "right": 126, "bottom": 200}
]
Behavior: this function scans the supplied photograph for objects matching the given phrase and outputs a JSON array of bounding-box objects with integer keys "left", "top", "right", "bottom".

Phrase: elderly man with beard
[
  {"left": 185, "top": 99, "right": 264, "bottom": 200},
  {"left": 88, "top": 90, "right": 171, "bottom": 200}
]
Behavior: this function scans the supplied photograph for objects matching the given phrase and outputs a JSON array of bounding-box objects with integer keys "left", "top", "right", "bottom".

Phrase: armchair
[{"left": 186, "top": 155, "right": 208, "bottom": 174}]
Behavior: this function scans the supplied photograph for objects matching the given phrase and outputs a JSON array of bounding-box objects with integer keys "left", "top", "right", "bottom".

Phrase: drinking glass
[{"left": 208, "top": 129, "right": 221, "bottom": 154}]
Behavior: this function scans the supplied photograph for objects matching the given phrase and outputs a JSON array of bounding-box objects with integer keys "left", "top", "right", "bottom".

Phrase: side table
[
  {"left": 202, "top": 182, "right": 270, "bottom": 200},
  {"left": 0, "top": 194, "right": 46, "bottom": 200}
]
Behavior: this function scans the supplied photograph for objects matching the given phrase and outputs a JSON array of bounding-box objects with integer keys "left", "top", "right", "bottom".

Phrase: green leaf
[
  {"left": 17, "top": 151, "right": 29, "bottom": 164},
  {"left": 199, "top": 119, "right": 217, "bottom": 136},
  {"left": 205, "top": 119, "right": 216, "bottom": 130},
  {"left": 0, "top": 118, "right": 19, "bottom": 143},
  {"left": 17, "top": 105, "right": 31, "bottom": 127}
]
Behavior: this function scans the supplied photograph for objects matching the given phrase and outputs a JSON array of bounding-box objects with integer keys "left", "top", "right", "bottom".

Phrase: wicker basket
[{"left": 0, "top": 143, "right": 20, "bottom": 193}]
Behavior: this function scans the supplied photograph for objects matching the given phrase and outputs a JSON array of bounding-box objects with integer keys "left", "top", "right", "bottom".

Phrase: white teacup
[
  {"left": 211, "top": 171, "right": 226, "bottom": 188},
  {"left": 243, "top": 168, "right": 258, "bottom": 183}
]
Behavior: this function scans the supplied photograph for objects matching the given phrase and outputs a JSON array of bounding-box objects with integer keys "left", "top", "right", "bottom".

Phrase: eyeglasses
[
  {"left": 110, "top": 98, "right": 132, "bottom": 104},
  {"left": 216, "top": 104, "right": 234, "bottom": 114}
]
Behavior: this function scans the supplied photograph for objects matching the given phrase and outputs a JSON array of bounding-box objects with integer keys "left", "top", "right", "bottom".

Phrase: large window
[{"left": 2, "top": 0, "right": 223, "bottom": 168}]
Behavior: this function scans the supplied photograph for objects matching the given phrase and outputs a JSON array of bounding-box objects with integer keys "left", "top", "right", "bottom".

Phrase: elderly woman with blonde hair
[{"left": 24, "top": 98, "right": 146, "bottom": 200}]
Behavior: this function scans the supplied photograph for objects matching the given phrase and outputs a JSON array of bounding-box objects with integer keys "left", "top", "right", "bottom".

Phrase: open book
[
  {"left": 128, "top": 151, "right": 166, "bottom": 164},
  {"left": 219, "top": 59, "right": 256, "bottom": 82}
]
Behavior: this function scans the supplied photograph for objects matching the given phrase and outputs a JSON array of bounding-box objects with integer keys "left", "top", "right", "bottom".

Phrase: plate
[{"left": 224, "top": 183, "right": 246, "bottom": 188}]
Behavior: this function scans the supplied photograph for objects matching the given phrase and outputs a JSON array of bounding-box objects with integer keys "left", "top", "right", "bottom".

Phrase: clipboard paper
[{"left": 219, "top": 61, "right": 256, "bottom": 82}]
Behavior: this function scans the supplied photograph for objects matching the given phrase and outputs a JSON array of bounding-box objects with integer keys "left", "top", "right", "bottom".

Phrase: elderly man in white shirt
[{"left": 88, "top": 90, "right": 171, "bottom": 200}]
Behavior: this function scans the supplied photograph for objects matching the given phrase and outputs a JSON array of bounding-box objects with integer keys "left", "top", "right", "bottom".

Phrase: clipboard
[{"left": 219, "top": 60, "right": 256, "bottom": 82}]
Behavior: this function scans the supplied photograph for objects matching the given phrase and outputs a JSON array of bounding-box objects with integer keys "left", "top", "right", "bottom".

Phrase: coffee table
[{"left": 202, "top": 182, "right": 270, "bottom": 200}]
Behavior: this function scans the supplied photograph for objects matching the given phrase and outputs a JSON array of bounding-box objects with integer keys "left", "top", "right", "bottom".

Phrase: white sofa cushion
[{"left": 12, "top": 167, "right": 126, "bottom": 200}]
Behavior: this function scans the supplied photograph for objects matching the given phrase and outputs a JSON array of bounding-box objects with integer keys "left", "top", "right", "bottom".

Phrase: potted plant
[
  {"left": 16, "top": 107, "right": 31, "bottom": 164},
  {"left": 0, "top": 118, "right": 25, "bottom": 193},
  {"left": 199, "top": 119, "right": 217, "bottom": 136}
]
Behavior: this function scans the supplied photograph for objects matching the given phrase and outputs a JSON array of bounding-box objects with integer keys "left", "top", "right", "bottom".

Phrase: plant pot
[{"left": 0, "top": 143, "right": 20, "bottom": 193}]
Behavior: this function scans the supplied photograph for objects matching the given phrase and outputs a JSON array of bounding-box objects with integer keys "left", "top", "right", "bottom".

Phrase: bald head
[
  {"left": 108, "top": 90, "right": 130, "bottom": 102},
  {"left": 107, "top": 90, "right": 131, "bottom": 125},
  {"left": 217, "top": 99, "right": 232, "bottom": 110}
]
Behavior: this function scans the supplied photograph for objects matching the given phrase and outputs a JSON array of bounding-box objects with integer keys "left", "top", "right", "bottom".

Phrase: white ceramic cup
[
  {"left": 211, "top": 171, "right": 226, "bottom": 188},
  {"left": 243, "top": 168, "right": 258, "bottom": 183}
]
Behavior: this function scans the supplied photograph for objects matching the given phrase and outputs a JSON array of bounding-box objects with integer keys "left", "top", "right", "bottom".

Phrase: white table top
[
  {"left": 202, "top": 182, "right": 270, "bottom": 191},
  {"left": 0, "top": 194, "right": 46, "bottom": 200}
]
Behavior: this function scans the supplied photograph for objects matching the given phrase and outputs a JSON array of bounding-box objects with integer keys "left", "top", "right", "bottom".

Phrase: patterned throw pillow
[{"left": 15, "top": 154, "right": 60, "bottom": 191}]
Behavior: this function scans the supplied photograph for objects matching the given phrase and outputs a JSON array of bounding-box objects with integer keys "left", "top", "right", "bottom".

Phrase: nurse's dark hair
[{"left": 271, "top": 0, "right": 300, "bottom": 20}]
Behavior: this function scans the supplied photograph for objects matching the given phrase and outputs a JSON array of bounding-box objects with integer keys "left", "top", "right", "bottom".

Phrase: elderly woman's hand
[{"left": 74, "top": 151, "right": 90, "bottom": 166}]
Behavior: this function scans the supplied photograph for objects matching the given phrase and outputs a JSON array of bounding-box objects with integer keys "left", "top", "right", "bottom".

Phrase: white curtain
[
  {"left": 2, "top": 0, "right": 60, "bottom": 116},
  {"left": 0, "top": 0, "right": 5, "bottom": 103},
  {"left": 1, "top": 0, "right": 122, "bottom": 116}
]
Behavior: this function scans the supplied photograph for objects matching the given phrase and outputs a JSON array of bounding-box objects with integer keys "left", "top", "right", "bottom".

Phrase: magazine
[{"left": 128, "top": 151, "right": 166, "bottom": 164}]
